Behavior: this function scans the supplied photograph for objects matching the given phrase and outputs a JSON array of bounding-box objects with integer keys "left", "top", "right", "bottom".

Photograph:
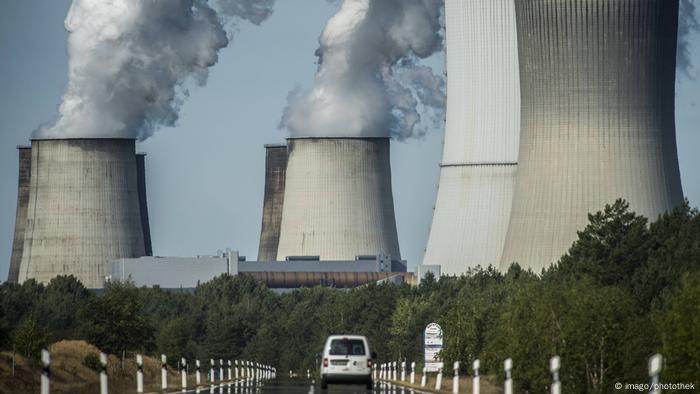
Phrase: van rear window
[{"left": 329, "top": 339, "right": 366, "bottom": 355}]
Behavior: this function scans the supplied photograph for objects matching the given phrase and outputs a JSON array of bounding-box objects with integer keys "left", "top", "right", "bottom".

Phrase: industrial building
[
  {"left": 257, "top": 144, "right": 288, "bottom": 261},
  {"left": 423, "top": 0, "right": 520, "bottom": 275},
  {"left": 110, "top": 252, "right": 410, "bottom": 289},
  {"left": 275, "top": 137, "right": 402, "bottom": 262},
  {"left": 16, "top": 138, "right": 151, "bottom": 288},
  {"left": 500, "top": 0, "right": 684, "bottom": 272}
]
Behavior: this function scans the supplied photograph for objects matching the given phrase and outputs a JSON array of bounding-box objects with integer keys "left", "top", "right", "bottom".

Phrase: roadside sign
[{"left": 424, "top": 322, "right": 444, "bottom": 372}]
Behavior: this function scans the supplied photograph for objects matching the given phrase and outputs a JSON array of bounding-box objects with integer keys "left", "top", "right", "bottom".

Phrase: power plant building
[
  {"left": 275, "top": 137, "right": 402, "bottom": 262},
  {"left": 423, "top": 0, "right": 520, "bottom": 275},
  {"left": 257, "top": 144, "right": 288, "bottom": 261},
  {"left": 18, "top": 138, "right": 150, "bottom": 288},
  {"left": 500, "top": 0, "right": 684, "bottom": 272},
  {"left": 7, "top": 146, "right": 32, "bottom": 283}
]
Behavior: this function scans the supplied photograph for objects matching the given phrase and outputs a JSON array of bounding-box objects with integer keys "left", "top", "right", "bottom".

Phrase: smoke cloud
[
  {"left": 35, "top": 0, "right": 275, "bottom": 141},
  {"left": 280, "top": 0, "right": 445, "bottom": 141},
  {"left": 679, "top": 0, "right": 700, "bottom": 77}
]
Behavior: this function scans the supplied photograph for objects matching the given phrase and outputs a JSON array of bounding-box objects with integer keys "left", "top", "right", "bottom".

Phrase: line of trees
[{"left": 1, "top": 200, "right": 698, "bottom": 393}]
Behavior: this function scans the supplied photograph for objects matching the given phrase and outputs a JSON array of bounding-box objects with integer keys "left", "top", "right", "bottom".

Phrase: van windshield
[{"left": 329, "top": 339, "right": 366, "bottom": 356}]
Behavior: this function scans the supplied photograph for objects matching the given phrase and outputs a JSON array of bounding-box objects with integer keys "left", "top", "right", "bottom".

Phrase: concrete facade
[
  {"left": 257, "top": 144, "right": 288, "bottom": 261},
  {"left": 7, "top": 147, "right": 32, "bottom": 283},
  {"left": 19, "top": 139, "right": 147, "bottom": 288},
  {"left": 423, "top": 0, "right": 520, "bottom": 275},
  {"left": 276, "top": 138, "right": 401, "bottom": 261},
  {"left": 500, "top": 0, "right": 684, "bottom": 272},
  {"left": 136, "top": 153, "right": 153, "bottom": 256}
]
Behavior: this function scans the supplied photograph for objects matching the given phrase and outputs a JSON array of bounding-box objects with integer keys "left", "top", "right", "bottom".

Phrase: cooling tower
[
  {"left": 500, "top": 0, "right": 684, "bottom": 272},
  {"left": 7, "top": 147, "right": 32, "bottom": 283},
  {"left": 276, "top": 137, "right": 401, "bottom": 261},
  {"left": 423, "top": 0, "right": 520, "bottom": 275},
  {"left": 257, "top": 144, "right": 288, "bottom": 261},
  {"left": 18, "top": 139, "right": 147, "bottom": 288},
  {"left": 135, "top": 153, "right": 153, "bottom": 256}
]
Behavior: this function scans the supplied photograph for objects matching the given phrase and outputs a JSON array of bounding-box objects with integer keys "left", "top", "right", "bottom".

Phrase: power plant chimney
[
  {"left": 18, "top": 138, "right": 149, "bottom": 288},
  {"left": 257, "top": 144, "right": 288, "bottom": 261},
  {"left": 423, "top": 0, "right": 520, "bottom": 275},
  {"left": 7, "top": 146, "right": 32, "bottom": 283},
  {"left": 500, "top": 0, "right": 684, "bottom": 272},
  {"left": 276, "top": 137, "right": 401, "bottom": 261}
]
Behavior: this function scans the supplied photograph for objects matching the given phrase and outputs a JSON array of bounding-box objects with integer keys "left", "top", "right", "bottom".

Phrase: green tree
[
  {"left": 13, "top": 314, "right": 50, "bottom": 360},
  {"left": 655, "top": 272, "right": 700, "bottom": 383},
  {"left": 78, "top": 281, "right": 154, "bottom": 354}
]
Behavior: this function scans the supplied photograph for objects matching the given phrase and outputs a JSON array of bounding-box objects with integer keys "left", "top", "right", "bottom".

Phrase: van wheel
[{"left": 321, "top": 378, "right": 328, "bottom": 390}]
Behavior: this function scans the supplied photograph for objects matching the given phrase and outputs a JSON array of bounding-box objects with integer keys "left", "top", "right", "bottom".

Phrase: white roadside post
[
  {"left": 435, "top": 367, "right": 443, "bottom": 390},
  {"left": 410, "top": 361, "right": 416, "bottom": 384},
  {"left": 393, "top": 361, "right": 397, "bottom": 381},
  {"left": 453, "top": 361, "right": 460, "bottom": 394},
  {"left": 421, "top": 366, "right": 427, "bottom": 387},
  {"left": 550, "top": 356, "right": 561, "bottom": 394},
  {"left": 228, "top": 360, "right": 232, "bottom": 381},
  {"left": 401, "top": 361, "right": 406, "bottom": 381},
  {"left": 235, "top": 360, "right": 239, "bottom": 379},
  {"left": 99, "top": 353, "right": 108, "bottom": 394},
  {"left": 219, "top": 359, "right": 224, "bottom": 382},
  {"left": 136, "top": 355, "right": 144, "bottom": 393},
  {"left": 504, "top": 358, "right": 513, "bottom": 394},
  {"left": 180, "top": 358, "right": 187, "bottom": 391},
  {"left": 41, "top": 349, "right": 50, "bottom": 394},
  {"left": 473, "top": 359, "right": 481, "bottom": 394},
  {"left": 196, "top": 360, "right": 201, "bottom": 385},
  {"left": 210, "top": 359, "right": 215, "bottom": 382},
  {"left": 649, "top": 354, "right": 663, "bottom": 394},
  {"left": 161, "top": 355, "right": 168, "bottom": 390}
]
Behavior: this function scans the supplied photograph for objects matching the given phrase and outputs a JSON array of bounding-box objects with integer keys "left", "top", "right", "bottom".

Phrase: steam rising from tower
[
  {"left": 35, "top": 0, "right": 276, "bottom": 141},
  {"left": 280, "top": 0, "right": 445, "bottom": 140},
  {"left": 500, "top": 0, "right": 684, "bottom": 272}
]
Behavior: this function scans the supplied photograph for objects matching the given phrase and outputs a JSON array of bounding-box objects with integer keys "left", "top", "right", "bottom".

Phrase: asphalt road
[{"left": 173, "top": 378, "right": 430, "bottom": 394}]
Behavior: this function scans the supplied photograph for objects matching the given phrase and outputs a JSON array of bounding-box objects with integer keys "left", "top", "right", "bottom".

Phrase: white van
[{"left": 319, "top": 335, "right": 376, "bottom": 390}]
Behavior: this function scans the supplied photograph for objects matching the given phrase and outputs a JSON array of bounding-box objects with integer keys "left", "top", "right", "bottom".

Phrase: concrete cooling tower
[
  {"left": 275, "top": 137, "right": 401, "bottom": 261},
  {"left": 135, "top": 153, "right": 153, "bottom": 257},
  {"left": 7, "top": 147, "right": 31, "bottom": 283},
  {"left": 423, "top": 0, "right": 520, "bottom": 275},
  {"left": 257, "top": 144, "right": 288, "bottom": 261},
  {"left": 18, "top": 139, "right": 149, "bottom": 288},
  {"left": 500, "top": 0, "right": 684, "bottom": 272}
]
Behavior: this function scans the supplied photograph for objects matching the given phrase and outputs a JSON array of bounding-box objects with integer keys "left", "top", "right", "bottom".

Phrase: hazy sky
[{"left": 0, "top": 1, "right": 698, "bottom": 281}]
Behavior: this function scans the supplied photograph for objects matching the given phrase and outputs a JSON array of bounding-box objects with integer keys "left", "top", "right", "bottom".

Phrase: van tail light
[
  {"left": 323, "top": 358, "right": 328, "bottom": 368},
  {"left": 367, "top": 359, "right": 373, "bottom": 368}
]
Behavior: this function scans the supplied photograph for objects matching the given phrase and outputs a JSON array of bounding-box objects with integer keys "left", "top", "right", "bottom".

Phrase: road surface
[{"left": 172, "top": 378, "right": 430, "bottom": 394}]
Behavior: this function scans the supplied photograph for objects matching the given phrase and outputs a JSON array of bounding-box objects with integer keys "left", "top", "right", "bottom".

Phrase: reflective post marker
[
  {"left": 162, "top": 355, "right": 168, "bottom": 390},
  {"left": 136, "top": 355, "right": 144, "bottom": 393},
  {"left": 41, "top": 349, "right": 50, "bottom": 394},
  {"left": 649, "top": 354, "right": 662, "bottom": 394},
  {"left": 421, "top": 367, "right": 427, "bottom": 387},
  {"left": 99, "top": 353, "right": 108, "bottom": 394},
  {"left": 550, "top": 356, "right": 561, "bottom": 394},
  {"left": 473, "top": 359, "right": 480, "bottom": 394},
  {"left": 196, "top": 360, "right": 201, "bottom": 385},
  {"left": 453, "top": 361, "right": 460, "bottom": 394},
  {"left": 504, "top": 358, "right": 513, "bottom": 394},
  {"left": 410, "top": 361, "right": 416, "bottom": 384},
  {"left": 435, "top": 367, "right": 443, "bottom": 390}
]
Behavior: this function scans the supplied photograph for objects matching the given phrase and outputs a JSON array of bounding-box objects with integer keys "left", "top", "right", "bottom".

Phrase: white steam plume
[
  {"left": 35, "top": 0, "right": 276, "bottom": 141},
  {"left": 280, "top": 0, "right": 445, "bottom": 141},
  {"left": 679, "top": 0, "right": 700, "bottom": 77}
]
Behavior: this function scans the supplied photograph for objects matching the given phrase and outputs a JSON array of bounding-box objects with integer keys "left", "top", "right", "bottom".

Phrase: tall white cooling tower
[
  {"left": 500, "top": 0, "right": 684, "bottom": 272},
  {"left": 275, "top": 137, "right": 401, "bottom": 261},
  {"left": 18, "top": 139, "right": 147, "bottom": 288},
  {"left": 423, "top": 0, "right": 520, "bottom": 275}
]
